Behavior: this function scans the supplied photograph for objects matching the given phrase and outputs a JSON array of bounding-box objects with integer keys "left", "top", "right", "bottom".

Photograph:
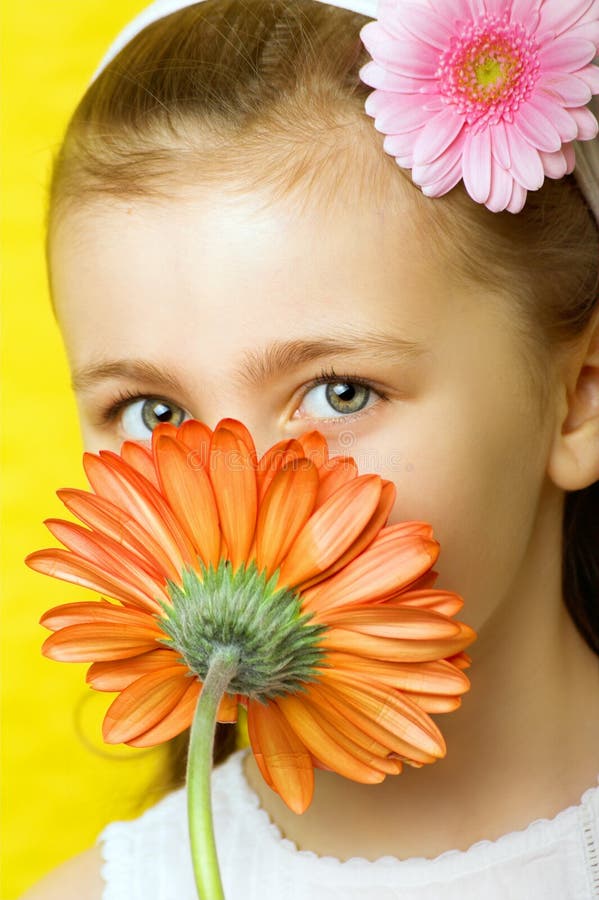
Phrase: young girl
[{"left": 23, "top": 0, "right": 599, "bottom": 897}]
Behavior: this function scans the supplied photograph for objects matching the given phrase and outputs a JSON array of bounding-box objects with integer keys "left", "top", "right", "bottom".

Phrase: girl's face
[{"left": 49, "top": 187, "right": 560, "bottom": 633}]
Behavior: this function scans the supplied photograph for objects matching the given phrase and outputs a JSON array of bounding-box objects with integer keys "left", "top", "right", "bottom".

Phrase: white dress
[{"left": 98, "top": 748, "right": 599, "bottom": 899}]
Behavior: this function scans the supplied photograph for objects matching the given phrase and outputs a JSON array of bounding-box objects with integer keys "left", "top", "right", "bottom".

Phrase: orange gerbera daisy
[{"left": 27, "top": 417, "right": 476, "bottom": 815}]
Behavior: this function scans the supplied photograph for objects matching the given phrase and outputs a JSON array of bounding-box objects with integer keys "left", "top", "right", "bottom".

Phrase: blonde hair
[{"left": 46, "top": 0, "right": 599, "bottom": 779}]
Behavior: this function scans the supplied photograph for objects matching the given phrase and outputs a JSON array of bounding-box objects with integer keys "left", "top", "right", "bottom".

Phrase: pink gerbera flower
[{"left": 359, "top": 0, "right": 599, "bottom": 212}]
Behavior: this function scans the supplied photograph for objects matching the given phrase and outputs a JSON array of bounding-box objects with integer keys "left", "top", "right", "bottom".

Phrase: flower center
[
  {"left": 158, "top": 560, "right": 327, "bottom": 701},
  {"left": 437, "top": 15, "right": 541, "bottom": 131}
]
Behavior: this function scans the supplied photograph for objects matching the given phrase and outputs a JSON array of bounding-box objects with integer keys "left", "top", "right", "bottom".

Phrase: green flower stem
[{"left": 187, "top": 648, "right": 240, "bottom": 900}]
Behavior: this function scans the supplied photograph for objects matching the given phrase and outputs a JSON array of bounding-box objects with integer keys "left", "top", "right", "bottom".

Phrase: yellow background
[{"left": 1, "top": 3, "right": 175, "bottom": 896}]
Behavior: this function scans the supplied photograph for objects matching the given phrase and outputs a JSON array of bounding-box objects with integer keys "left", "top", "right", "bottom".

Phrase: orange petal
[
  {"left": 42, "top": 622, "right": 163, "bottom": 662},
  {"left": 295, "top": 431, "right": 329, "bottom": 469},
  {"left": 125, "top": 681, "right": 237, "bottom": 748},
  {"left": 321, "top": 623, "right": 476, "bottom": 663},
  {"left": 325, "top": 651, "right": 471, "bottom": 695},
  {"left": 154, "top": 435, "right": 221, "bottom": 569},
  {"left": 208, "top": 427, "right": 258, "bottom": 571},
  {"left": 401, "top": 692, "right": 462, "bottom": 713},
  {"left": 407, "top": 569, "right": 440, "bottom": 591},
  {"left": 103, "top": 450, "right": 201, "bottom": 566},
  {"left": 217, "top": 692, "right": 239, "bottom": 723},
  {"left": 56, "top": 489, "right": 180, "bottom": 581},
  {"left": 86, "top": 649, "right": 184, "bottom": 691},
  {"left": 395, "top": 589, "right": 464, "bottom": 617},
  {"left": 215, "top": 418, "right": 258, "bottom": 464},
  {"left": 256, "top": 439, "right": 305, "bottom": 504},
  {"left": 247, "top": 700, "right": 314, "bottom": 813},
  {"left": 40, "top": 600, "right": 159, "bottom": 631},
  {"left": 314, "top": 456, "right": 358, "bottom": 508},
  {"left": 302, "top": 531, "right": 440, "bottom": 614},
  {"left": 312, "top": 681, "right": 438, "bottom": 765},
  {"left": 277, "top": 693, "right": 386, "bottom": 784},
  {"left": 277, "top": 475, "right": 383, "bottom": 588},
  {"left": 43, "top": 520, "right": 169, "bottom": 609},
  {"left": 177, "top": 419, "right": 212, "bottom": 458},
  {"left": 321, "top": 606, "right": 462, "bottom": 640},
  {"left": 120, "top": 441, "right": 160, "bottom": 489},
  {"left": 447, "top": 651, "right": 472, "bottom": 670},
  {"left": 246, "top": 707, "right": 275, "bottom": 791},
  {"left": 26, "top": 549, "right": 162, "bottom": 611},
  {"left": 380, "top": 521, "right": 435, "bottom": 539},
  {"left": 150, "top": 422, "right": 180, "bottom": 444},
  {"left": 302, "top": 689, "right": 402, "bottom": 775},
  {"left": 255, "top": 459, "right": 319, "bottom": 577},
  {"left": 126, "top": 677, "right": 200, "bottom": 747},
  {"left": 103, "top": 666, "right": 192, "bottom": 743},
  {"left": 306, "top": 701, "right": 401, "bottom": 776},
  {"left": 319, "top": 672, "right": 446, "bottom": 760},
  {"left": 295, "top": 481, "right": 396, "bottom": 592},
  {"left": 83, "top": 452, "right": 196, "bottom": 570}
]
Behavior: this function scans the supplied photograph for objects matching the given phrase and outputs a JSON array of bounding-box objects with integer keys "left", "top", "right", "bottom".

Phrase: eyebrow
[{"left": 71, "top": 330, "right": 427, "bottom": 393}]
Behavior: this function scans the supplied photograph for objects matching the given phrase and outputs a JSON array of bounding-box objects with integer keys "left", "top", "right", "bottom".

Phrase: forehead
[{"left": 48, "top": 187, "right": 479, "bottom": 373}]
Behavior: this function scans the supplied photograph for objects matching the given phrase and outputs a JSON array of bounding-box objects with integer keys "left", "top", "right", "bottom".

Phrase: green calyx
[{"left": 157, "top": 559, "right": 328, "bottom": 702}]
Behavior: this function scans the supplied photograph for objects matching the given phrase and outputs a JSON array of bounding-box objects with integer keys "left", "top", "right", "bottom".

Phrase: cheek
[{"left": 376, "top": 385, "right": 549, "bottom": 629}]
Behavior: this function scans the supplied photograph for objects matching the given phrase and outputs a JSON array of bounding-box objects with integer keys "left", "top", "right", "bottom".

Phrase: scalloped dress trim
[
  {"left": 216, "top": 749, "right": 599, "bottom": 871},
  {"left": 98, "top": 747, "right": 599, "bottom": 896}
]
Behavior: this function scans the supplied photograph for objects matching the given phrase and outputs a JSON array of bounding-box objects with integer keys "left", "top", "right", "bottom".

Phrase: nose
[{"left": 198, "top": 407, "right": 293, "bottom": 463}]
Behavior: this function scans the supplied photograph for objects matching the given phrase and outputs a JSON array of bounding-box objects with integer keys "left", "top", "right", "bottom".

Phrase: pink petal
[
  {"left": 367, "top": 93, "right": 435, "bottom": 134},
  {"left": 578, "top": 63, "right": 599, "bottom": 93},
  {"left": 362, "top": 34, "right": 441, "bottom": 79},
  {"left": 420, "top": 158, "right": 464, "bottom": 197},
  {"left": 505, "top": 129, "right": 545, "bottom": 190},
  {"left": 422, "top": 95, "right": 446, "bottom": 113},
  {"left": 539, "top": 149, "right": 569, "bottom": 179},
  {"left": 396, "top": 153, "right": 417, "bottom": 167},
  {"left": 412, "top": 107, "right": 465, "bottom": 166},
  {"left": 393, "top": 3, "right": 454, "bottom": 50},
  {"left": 531, "top": 90, "right": 581, "bottom": 139},
  {"left": 440, "top": 0, "right": 480, "bottom": 22},
  {"left": 364, "top": 88, "right": 421, "bottom": 117},
  {"left": 506, "top": 181, "right": 528, "bottom": 214},
  {"left": 388, "top": 0, "right": 472, "bottom": 29},
  {"left": 570, "top": 20, "right": 599, "bottom": 46},
  {"left": 579, "top": 0, "right": 599, "bottom": 23},
  {"left": 539, "top": 37, "right": 597, "bottom": 73},
  {"left": 412, "top": 131, "right": 467, "bottom": 186},
  {"left": 510, "top": 0, "right": 541, "bottom": 31},
  {"left": 486, "top": 161, "right": 515, "bottom": 213},
  {"left": 568, "top": 105, "right": 599, "bottom": 139},
  {"left": 462, "top": 129, "right": 492, "bottom": 204},
  {"left": 359, "top": 61, "right": 438, "bottom": 93},
  {"left": 490, "top": 122, "right": 511, "bottom": 168},
  {"left": 538, "top": 0, "right": 596, "bottom": 40},
  {"left": 539, "top": 72, "right": 593, "bottom": 106},
  {"left": 383, "top": 130, "right": 420, "bottom": 159},
  {"left": 483, "top": 0, "right": 508, "bottom": 16},
  {"left": 515, "top": 100, "right": 562, "bottom": 152},
  {"left": 562, "top": 142, "right": 577, "bottom": 173}
]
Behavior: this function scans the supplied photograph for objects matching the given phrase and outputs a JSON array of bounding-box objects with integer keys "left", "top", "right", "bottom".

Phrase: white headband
[{"left": 89, "top": 0, "right": 599, "bottom": 223}]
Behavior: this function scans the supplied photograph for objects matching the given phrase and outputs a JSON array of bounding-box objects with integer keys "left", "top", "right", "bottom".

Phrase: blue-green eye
[
  {"left": 298, "top": 379, "right": 379, "bottom": 420},
  {"left": 120, "top": 397, "right": 189, "bottom": 438}
]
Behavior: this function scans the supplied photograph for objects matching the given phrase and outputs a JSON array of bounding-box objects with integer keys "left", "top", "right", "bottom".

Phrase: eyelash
[{"left": 96, "top": 366, "right": 390, "bottom": 428}]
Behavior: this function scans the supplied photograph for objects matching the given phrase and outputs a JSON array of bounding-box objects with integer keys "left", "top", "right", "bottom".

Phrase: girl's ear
[{"left": 547, "top": 307, "right": 599, "bottom": 492}]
